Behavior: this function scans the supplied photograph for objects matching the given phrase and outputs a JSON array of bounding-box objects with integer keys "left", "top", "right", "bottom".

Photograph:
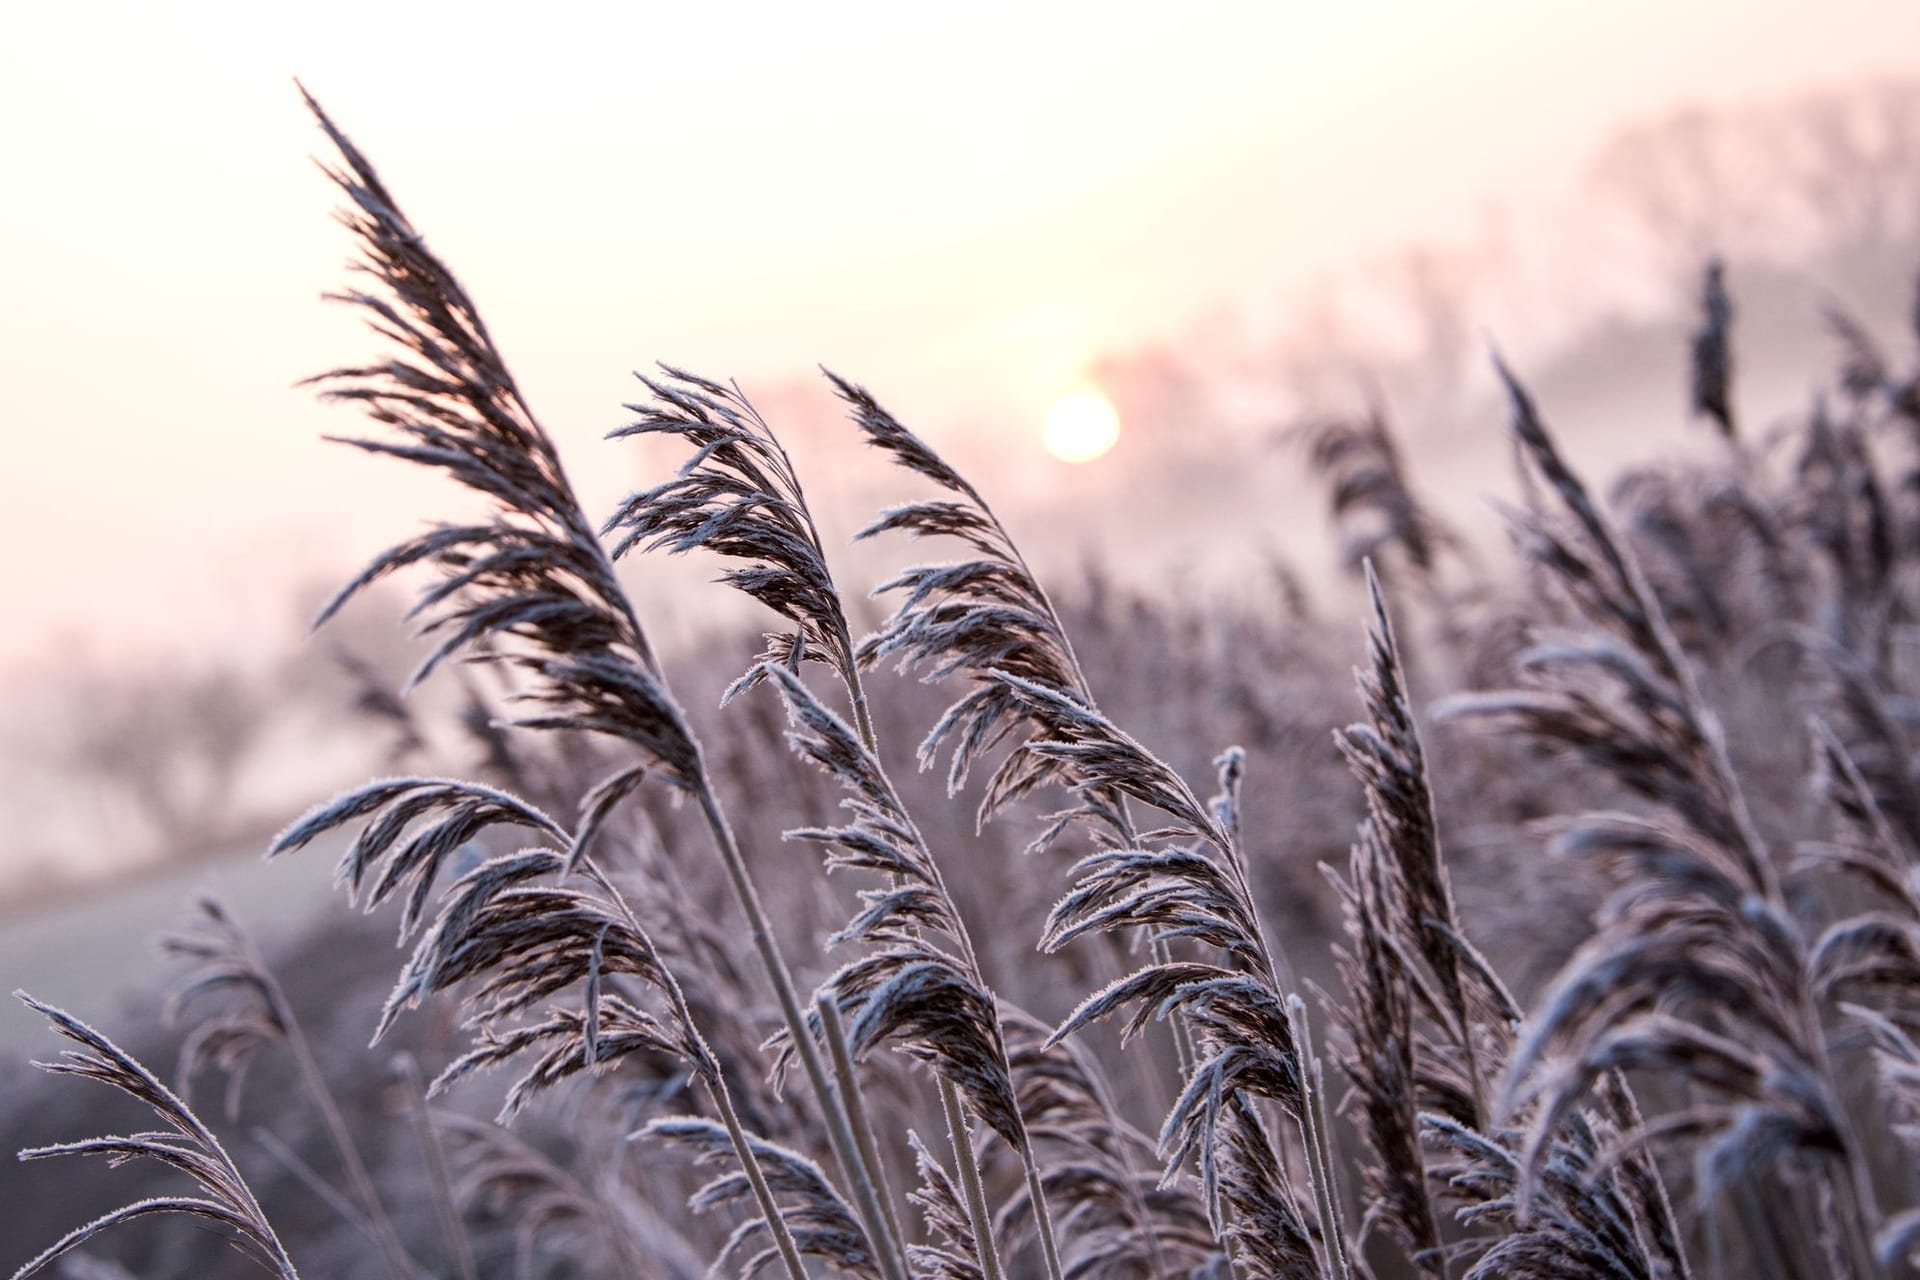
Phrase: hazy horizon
[{"left": 7, "top": 2, "right": 1920, "bottom": 670}]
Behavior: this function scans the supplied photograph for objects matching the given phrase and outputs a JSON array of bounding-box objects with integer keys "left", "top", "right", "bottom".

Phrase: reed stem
[
  {"left": 693, "top": 781, "right": 908, "bottom": 1280},
  {"left": 941, "top": 1079, "right": 1007, "bottom": 1280}
]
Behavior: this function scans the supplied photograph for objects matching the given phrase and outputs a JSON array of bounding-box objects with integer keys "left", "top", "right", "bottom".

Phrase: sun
[{"left": 1042, "top": 392, "right": 1122, "bottom": 464}]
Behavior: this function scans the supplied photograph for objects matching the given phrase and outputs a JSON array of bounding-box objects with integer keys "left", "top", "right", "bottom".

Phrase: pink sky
[{"left": 5, "top": 1, "right": 1920, "bottom": 665}]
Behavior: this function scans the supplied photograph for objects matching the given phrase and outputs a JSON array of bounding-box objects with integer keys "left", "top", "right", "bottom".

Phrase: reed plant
[{"left": 19, "top": 91, "right": 1920, "bottom": 1280}]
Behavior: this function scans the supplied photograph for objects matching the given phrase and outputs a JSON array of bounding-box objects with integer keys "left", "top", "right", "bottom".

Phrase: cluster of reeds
[{"left": 19, "top": 92, "right": 1920, "bottom": 1280}]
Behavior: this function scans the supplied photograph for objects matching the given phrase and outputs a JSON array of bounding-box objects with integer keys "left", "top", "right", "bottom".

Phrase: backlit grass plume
[
  {"left": 275, "top": 787, "right": 812, "bottom": 1279},
  {"left": 282, "top": 88, "right": 906, "bottom": 1280},
  {"left": 1037, "top": 731, "right": 1340, "bottom": 1277},
  {"left": 1445, "top": 360, "right": 1868, "bottom": 1277},
  {"left": 846, "top": 384, "right": 1345, "bottom": 1274},
  {"left": 161, "top": 898, "right": 417, "bottom": 1279},
  {"left": 642, "top": 1116, "right": 882, "bottom": 1280},
  {"left": 768, "top": 600, "right": 1063, "bottom": 1278},
  {"left": 1323, "top": 570, "right": 1468, "bottom": 1276},
  {"left": 604, "top": 369, "right": 869, "bottom": 724},
  {"left": 299, "top": 85, "right": 699, "bottom": 850},
  {"left": 765, "top": 665, "right": 1023, "bottom": 1148},
  {"left": 1334, "top": 567, "right": 1517, "bottom": 1127},
  {"left": 1293, "top": 403, "right": 1462, "bottom": 594},
  {"left": 840, "top": 375, "right": 1115, "bottom": 827},
  {"left": 10, "top": 995, "right": 300, "bottom": 1280},
  {"left": 603, "top": 362, "right": 1117, "bottom": 1279}
]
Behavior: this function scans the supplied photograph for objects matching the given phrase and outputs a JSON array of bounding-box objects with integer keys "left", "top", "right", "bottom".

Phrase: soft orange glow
[
  {"left": 1043, "top": 393, "right": 1122, "bottom": 463},
  {"left": 3, "top": 2, "right": 1917, "bottom": 662}
]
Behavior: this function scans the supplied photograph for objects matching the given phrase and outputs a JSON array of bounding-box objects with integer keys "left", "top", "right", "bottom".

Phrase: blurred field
[{"left": 0, "top": 834, "right": 342, "bottom": 1050}]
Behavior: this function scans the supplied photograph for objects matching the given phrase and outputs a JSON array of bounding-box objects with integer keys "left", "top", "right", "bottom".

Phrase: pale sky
[{"left": 6, "top": 1, "right": 1920, "bottom": 666}]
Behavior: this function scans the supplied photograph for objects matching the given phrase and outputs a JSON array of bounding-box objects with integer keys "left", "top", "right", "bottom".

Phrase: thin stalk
[
  {"left": 1044, "top": 1043, "right": 1175, "bottom": 1280},
  {"left": 1738, "top": 1178, "right": 1807, "bottom": 1280},
  {"left": 255, "top": 955, "right": 419, "bottom": 1280},
  {"left": 1829, "top": 1131, "right": 1885, "bottom": 1280},
  {"left": 941, "top": 1078, "right": 1007, "bottom": 1280},
  {"left": 1153, "top": 932, "right": 1197, "bottom": 1079},
  {"left": 1779, "top": 974, "right": 1879, "bottom": 1279},
  {"left": 706, "top": 1072, "right": 811, "bottom": 1280},
  {"left": 591, "top": 866, "right": 810, "bottom": 1280},
  {"left": 1022, "top": 1154, "right": 1066, "bottom": 1280},
  {"left": 1310, "top": 1055, "right": 1355, "bottom": 1280},
  {"left": 1064, "top": 1043, "right": 1174, "bottom": 1280},
  {"left": 840, "top": 654, "right": 880, "bottom": 767},
  {"left": 1288, "top": 996, "right": 1354, "bottom": 1280},
  {"left": 393, "top": 1054, "right": 479, "bottom": 1280},
  {"left": 992, "top": 526, "right": 1200, "bottom": 1090},
  {"left": 828, "top": 611, "right": 1067, "bottom": 1280},
  {"left": 1457, "top": 1007, "right": 1491, "bottom": 1136},
  {"left": 693, "top": 782, "right": 909, "bottom": 1280},
  {"left": 253, "top": 1125, "right": 380, "bottom": 1247},
  {"left": 819, "top": 993, "right": 911, "bottom": 1269}
]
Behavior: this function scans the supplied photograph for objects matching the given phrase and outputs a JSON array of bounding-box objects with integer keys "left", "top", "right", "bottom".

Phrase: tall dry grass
[{"left": 16, "top": 90, "right": 1920, "bottom": 1280}]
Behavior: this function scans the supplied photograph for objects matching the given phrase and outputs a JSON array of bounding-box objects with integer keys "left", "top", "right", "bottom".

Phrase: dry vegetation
[{"left": 16, "top": 92, "right": 1920, "bottom": 1280}]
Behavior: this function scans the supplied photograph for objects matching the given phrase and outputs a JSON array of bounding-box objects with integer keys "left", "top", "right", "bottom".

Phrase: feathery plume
[
  {"left": 292, "top": 90, "right": 890, "bottom": 1280},
  {"left": 906, "top": 1132, "right": 989, "bottom": 1280},
  {"left": 1292, "top": 400, "right": 1462, "bottom": 591},
  {"left": 10, "top": 994, "right": 300, "bottom": 1280},
  {"left": 1446, "top": 358, "right": 1860, "bottom": 1276},
  {"left": 1040, "top": 737, "right": 1334, "bottom": 1276},
  {"left": 441, "top": 1113, "right": 664, "bottom": 1278},
  {"left": 642, "top": 1116, "right": 883, "bottom": 1280},
  {"left": 837, "top": 374, "right": 1113, "bottom": 829},
  {"left": 605, "top": 369, "right": 865, "bottom": 714},
  {"left": 160, "top": 898, "right": 418, "bottom": 1280}
]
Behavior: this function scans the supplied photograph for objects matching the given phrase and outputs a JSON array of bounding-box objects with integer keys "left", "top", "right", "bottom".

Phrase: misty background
[{"left": 7, "top": 3, "right": 1920, "bottom": 1022}]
